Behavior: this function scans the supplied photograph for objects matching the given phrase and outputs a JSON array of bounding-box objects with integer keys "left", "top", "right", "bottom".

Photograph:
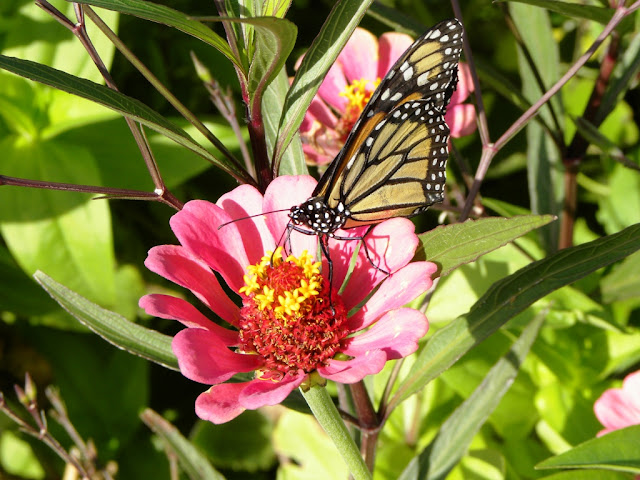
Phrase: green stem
[{"left": 302, "top": 385, "right": 372, "bottom": 480}]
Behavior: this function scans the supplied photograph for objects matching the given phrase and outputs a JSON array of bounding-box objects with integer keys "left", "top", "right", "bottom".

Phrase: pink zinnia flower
[
  {"left": 300, "top": 27, "right": 477, "bottom": 165},
  {"left": 139, "top": 176, "right": 436, "bottom": 424},
  {"left": 594, "top": 370, "right": 640, "bottom": 436}
]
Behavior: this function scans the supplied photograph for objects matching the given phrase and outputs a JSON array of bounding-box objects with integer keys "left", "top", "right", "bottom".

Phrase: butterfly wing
[{"left": 313, "top": 18, "right": 464, "bottom": 226}]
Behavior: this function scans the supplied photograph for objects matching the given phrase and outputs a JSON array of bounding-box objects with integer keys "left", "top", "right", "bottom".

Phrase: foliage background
[{"left": 1, "top": 0, "right": 639, "bottom": 479}]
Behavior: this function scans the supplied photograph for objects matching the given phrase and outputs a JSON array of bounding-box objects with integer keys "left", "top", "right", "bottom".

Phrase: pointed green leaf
[
  {"left": 72, "top": 0, "right": 239, "bottom": 69},
  {"left": 400, "top": 315, "right": 544, "bottom": 480},
  {"left": 273, "top": 0, "right": 374, "bottom": 167},
  {"left": 0, "top": 55, "right": 248, "bottom": 180},
  {"left": 262, "top": 68, "right": 307, "bottom": 175},
  {"left": 536, "top": 425, "right": 640, "bottom": 474},
  {"left": 140, "top": 409, "right": 224, "bottom": 480},
  {"left": 242, "top": 16, "right": 297, "bottom": 111},
  {"left": 390, "top": 222, "right": 640, "bottom": 409},
  {"left": 417, "top": 215, "right": 555, "bottom": 276},
  {"left": 511, "top": 3, "right": 563, "bottom": 252},
  {"left": 261, "top": 0, "right": 292, "bottom": 17},
  {"left": 34, "top": 271, "right": 178, "bottom": 371}
]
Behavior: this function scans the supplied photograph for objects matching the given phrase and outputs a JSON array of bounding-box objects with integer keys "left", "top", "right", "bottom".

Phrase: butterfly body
[{"left": 289, "top": 18, "right": 464, "bottom": 243}]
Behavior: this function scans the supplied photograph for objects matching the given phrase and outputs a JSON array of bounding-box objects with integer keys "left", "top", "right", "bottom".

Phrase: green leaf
[
  {"left": 261, "top": 0, "right": 292, "bottom": 17},
  {"left": 3, "top": 1, "right": 119, "bottom": 83},
  {"left": 390, "top": 222, "right": 640, "bottom": 409},
  {"left": 601, "top": 250, "right": 640, "bottom": 302},
  {"left": 399, "top": 315, "right": 544, "bottom": 480},
  {"left": 537, "top": 472, "right": 632, "bottom": 479},
  {"left": 140, "top": 409, "right": 224, "bottom": 480},
  {"left": 597, "top": 33, "right": 640, "bottom": 126},
  {"left": 192, "top": 412, "right": 276, "bottom": 471},
  {"left": 598, "top": 163, "right": 640, "bottom": 235},
  {"left": 573, "top": 116, "right": 640, "bottom": 172},
  {"left": 365, "top": 2, "right": 426, "bottom": 36},
  {"left": 272, "top": 0, "right": 374, "bottom": 167},
  {"left": 262, "top": 68, "right": 307, "bottom": 176},
  {"left": 34, "top": 271, "right": 178, "bottom": 371},
  {"left": 244, "top": 16, "right": 297, "bottom": 113},
  {"left": 57, "top": 117, "right": 238, "bottom": 191},
  {"left": 0, "top": 139, "right": 116, "bottom": 307},
  {"left": 273, "top": 409, "right": 349, "bottom": 479},
  {"left": 501, "top": 0, "right": 613, "bottom": 24},
  {"left": 0, "top": 54, "right": 247, "bottom": 180},
  {"left": 536, "top": 425, "right": 640, "bottom": 474},
  {"left": 510, "top": 3, "right": 563, "bottom": 252},
  {"left": 417, "top": 215, "right": 555, "bottom": 277},
  {"left": 0, "top": 242, "right": 58, "bottom": 316},
  {"left": 72, "top": 0, "right": 239, "bottom": 69}
]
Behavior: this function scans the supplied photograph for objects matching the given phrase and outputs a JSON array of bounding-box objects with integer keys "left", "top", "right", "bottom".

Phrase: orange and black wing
[{"left": 313, "top": 18, "right": 464, "bottom": 227}]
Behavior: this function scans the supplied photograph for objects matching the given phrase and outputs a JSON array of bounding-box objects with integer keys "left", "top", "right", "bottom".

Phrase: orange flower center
[
  {"left": 337, "top": 77, "right": 380, "bottom": 141},
  {"left": 238, "top": 247, "right": 348, "bottom": 380}
]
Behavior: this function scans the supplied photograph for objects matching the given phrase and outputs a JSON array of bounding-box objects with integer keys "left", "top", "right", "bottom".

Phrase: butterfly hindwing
[{"left": 336, "top": 99, "right": 450, "bottom": 225}]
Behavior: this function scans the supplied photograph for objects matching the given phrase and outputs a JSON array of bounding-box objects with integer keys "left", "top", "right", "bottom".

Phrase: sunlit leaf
[
  {"left": 34, "top": 271, "right": 178, "bottom": 371},
  {"left": 391, "top": 222, "right": 640, "bottom": 408},
  {"left": 536, "top": 425, "right": 640, "bottom": 474},
  {"left": 399, "top": 315, "right": 544, "bottom": 480},
  {"left": 417, "top": 215, "right": 555, "bottom": 276}
]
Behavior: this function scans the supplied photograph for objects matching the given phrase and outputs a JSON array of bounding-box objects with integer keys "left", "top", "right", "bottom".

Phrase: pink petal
[
  {"left": 449, "top": 62, "right": 473, "bottom": 105},
  {"left": 173, "top": 329, "right": 263, "bottom": 384},
  {"left": 307, "top": 95, "right": 338, "bottom": 129},
  {"left": 195, "top": 382, "right": 247, "bottom": 424},
  {"left": 216, "top": 185, "right": 276, "bottom": 267},
  {"left": 623, "top": 370, "right": 640, "bottom": 395},
  {"left": 302, "top": 144, "right": 335, "bottom": 166},
  {"left": 262, "top": 175, "right": 319, "bottom": 258},
  {"left": 239, "top": 373, "right": 305, "bottom": 409},
  {"left": 144, "top": 245, "right": 240, "bottom": 326},
  {"left": 348, "top": 262, "right": 437, "bottom": 331},
  {"left": 169, "top": 200, "right": 247, "bottom": 292},
  {"left": 342, "top": 308, "right": 428, "bottom": 360},
  {"left": 318, "top": 350, "right": 387, "bottom": 383},
  {"left": 337, "top": 218, "right": 419, "bottom": 311},
  {"left": 446, "top": 103, "right": 477, "bottom": 138},
  {"left": 338, "top": 28, "right": 379, "bottom": 86},
  {"left": 318, "top": 62, "right": 348, "bottom": 113},
  {"left": 139, "top": 294, "right": 239, "bottom": 346},
  {"left": 377, "top": 32, "right": 414, "bottom": 79},
  {"left": 595, "top": 371, "right": 640, "bottom": 434}
]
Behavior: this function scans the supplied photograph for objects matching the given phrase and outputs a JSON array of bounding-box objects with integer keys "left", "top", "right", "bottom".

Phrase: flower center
[
  {"left": 238, "top": 247, "right": 349, "bottom": 380},
  {"left": 337, "top": 77, "right": 380, "bottom": 140}
]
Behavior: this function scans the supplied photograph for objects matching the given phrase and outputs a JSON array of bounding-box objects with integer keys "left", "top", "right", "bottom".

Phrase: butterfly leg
[{"left": 318, "top": 235, "right": 336, "bottom": 315}]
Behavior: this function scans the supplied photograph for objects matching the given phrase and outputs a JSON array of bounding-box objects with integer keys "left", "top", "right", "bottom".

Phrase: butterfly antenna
[{"left": 217, "top": 208, "right": 291, "bottom": 230}]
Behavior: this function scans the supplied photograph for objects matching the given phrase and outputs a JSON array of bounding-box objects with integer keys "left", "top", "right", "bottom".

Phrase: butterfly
[{"left": 286, "top": 18, "right": 464, "bottom": 285}]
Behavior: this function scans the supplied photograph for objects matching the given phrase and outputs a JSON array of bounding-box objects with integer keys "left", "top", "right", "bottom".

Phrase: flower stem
[{"left": 302, "top": 385, "right": 372, "bottom": 480}]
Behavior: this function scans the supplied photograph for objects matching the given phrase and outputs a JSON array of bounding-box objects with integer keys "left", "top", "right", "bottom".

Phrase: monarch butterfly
[{"left": 287, "top": 19, "right": 464, "bottom": 284}]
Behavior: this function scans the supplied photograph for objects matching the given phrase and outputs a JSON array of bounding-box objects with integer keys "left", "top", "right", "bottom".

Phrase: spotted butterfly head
[{"left": 289, "top": 197, "right": 350, "bottom": 235}]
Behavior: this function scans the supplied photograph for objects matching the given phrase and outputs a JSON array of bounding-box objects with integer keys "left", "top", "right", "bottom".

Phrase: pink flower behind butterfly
[
  {"left": 299, "top": 27, "right": 477, "bottom": 165},
  {"left": 594, "top": 370, "right": 640, "bottom": 436},
  {"left": 139, "top": 175, "right": 436, "bottom": 424}
]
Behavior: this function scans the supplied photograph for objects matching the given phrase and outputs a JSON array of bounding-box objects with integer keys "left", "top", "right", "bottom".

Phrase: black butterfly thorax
[{"left": 289, "top": 198, "right": 351, "bottom": 236}]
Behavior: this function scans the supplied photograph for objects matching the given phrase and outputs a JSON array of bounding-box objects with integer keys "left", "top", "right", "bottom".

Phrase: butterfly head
[{"left": 289, "top": 197, "right": 350, "bottom": 236}]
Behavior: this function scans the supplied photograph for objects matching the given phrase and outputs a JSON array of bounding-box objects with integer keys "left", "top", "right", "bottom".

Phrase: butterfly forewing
[{"left": 314, "top": 18, "right": 463, "bottom": 221}]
